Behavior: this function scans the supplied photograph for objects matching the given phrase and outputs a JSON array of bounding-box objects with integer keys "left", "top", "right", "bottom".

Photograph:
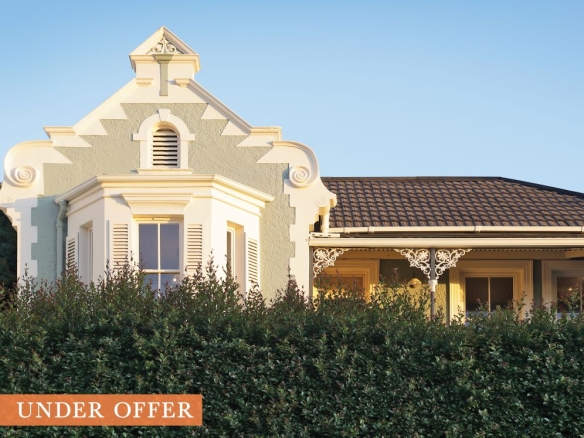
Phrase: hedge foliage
[{"left": 1, "top": 264, "right": 584, "bottom": 437}]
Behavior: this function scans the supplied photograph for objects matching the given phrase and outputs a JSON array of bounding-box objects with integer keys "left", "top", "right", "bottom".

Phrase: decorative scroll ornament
[
  {"left": 434, "top": 249, "right": 471, "bottom": 277},
  {"left": 395, "top": 249, "right": 431, "bottom": 277},
  {"left": 315, "top": 196, "right": 328, "bottom": 207},
  {"left": 148, "top": 37, "right": 180, "bottom": 55},
  {"left": 395, "top": 249, "right": 471, "bottom": 280},
  {"left": 1, "top": 197, "right": 13, "bottom": 207},
  {"left": 10, "top": 166, "right": 37, "bottom": 188},
  {"left": 313, "top": 248, "right": 349, "bottom": 277},
  {"left": 289, "top": 165, "right": 313, "bottom": 188}
]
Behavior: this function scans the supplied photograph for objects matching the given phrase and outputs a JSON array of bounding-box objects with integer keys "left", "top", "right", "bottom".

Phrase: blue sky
[{"left": 2, "top": 1, "right": 583, "bottom": 191}]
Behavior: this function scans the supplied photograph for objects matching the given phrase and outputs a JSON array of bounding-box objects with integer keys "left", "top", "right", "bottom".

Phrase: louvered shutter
[
  {"left": 111, "top": 224, "right": 129, "bottom": 269},
  {"left": 186, "top": 224, "right": 203, "bottom": 273},
  {"left": 66, "top": 236, "right": 77, "bottom": 271},
  {"left": 246, "top": 237, "right": 259, "bottom": 287},
  {"left": 152, "top": 127, "right": 178, "bottom": 167}
]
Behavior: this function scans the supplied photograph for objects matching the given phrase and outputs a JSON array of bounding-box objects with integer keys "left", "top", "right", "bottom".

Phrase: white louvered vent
[
  {"left": 112, "top": 224, "right": 129, "bottom": 268},
  {"left": 187, "top": 224, "right": 203, "bottom": 272},
  {"left": 152, "top": 127, "right": 178, "bottom": 167},
  {"left": 66, "top": 237, "right": 76, "bottom": 271},
  {"left": 247, "top": 238, "right": 259, "bottom": 286}
]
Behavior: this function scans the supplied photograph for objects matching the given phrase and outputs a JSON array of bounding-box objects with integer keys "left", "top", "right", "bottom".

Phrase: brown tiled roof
[{"left": 322, "top": 177, "right": 584, "bottom": 228}]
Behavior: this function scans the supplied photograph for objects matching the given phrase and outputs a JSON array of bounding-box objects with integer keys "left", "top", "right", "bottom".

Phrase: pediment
[{"left": 130, "top": 27, "right": 197, "bottom": 56}]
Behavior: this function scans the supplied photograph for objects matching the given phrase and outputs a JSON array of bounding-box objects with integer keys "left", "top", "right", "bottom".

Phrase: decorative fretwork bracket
[
  {"left": 395, "top": 248, "right": 471, "bottom": 318},
  {"left": 395, "top": 248, "right": 471, "bottom": 281},
  {"left": 313, "top": 248, "right": 349, "bottom": 277}
]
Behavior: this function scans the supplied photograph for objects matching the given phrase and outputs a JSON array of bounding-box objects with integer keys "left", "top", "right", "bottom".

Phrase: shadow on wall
[{"left": 0, "top": 209, "right": 17, "bottom": 290}]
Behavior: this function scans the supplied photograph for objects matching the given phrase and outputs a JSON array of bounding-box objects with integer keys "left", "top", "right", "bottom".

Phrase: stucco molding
[
  {"left": 257, "top": 140, "right": 337, "bottom": 292},
  {"left": 188, "top": 80, "right": 252, "bottom": 134},
  {"left": 56, "top": 174, "right": 274, "bottom": 211},
  {"left": 0, "top": 140, "right": 72, "bottom": 278}
]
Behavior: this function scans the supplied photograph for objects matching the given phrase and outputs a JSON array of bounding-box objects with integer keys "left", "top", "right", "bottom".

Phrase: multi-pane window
[
  {"left": 465, "top": 277, "right": 513, "bottom": 315},
  {"left": 139, "top": 223, "right": 180, "bottom": 292}
]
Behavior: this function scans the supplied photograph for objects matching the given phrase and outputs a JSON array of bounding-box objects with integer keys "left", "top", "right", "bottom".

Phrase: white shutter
[
  {"left": 186, "top": 224, "right": 203, "bottom": 273},
  {"left": 152, "top": 127, "right": 178, "bottom": 167},
  {"left": 66, "top": 236, "right": 77, "bottom": 271},
  {"left": 112, "top": 224, "right": 129, "bottom": 269},
  {"left": 247, "top": 237, "right": 259, "bottom": 287}
]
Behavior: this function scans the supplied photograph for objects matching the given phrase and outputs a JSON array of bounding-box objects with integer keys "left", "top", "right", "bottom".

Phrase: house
[{"left": 2, "top": 28, "right": 584, "bottom": 319}]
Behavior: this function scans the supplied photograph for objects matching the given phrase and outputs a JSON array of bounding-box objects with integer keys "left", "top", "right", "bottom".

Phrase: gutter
[
  {"left": 56, "top": 200, "right": 68, "bottom": 276},
  {"left": 308, "top": 237, "right": 584, "bottom": 249}
]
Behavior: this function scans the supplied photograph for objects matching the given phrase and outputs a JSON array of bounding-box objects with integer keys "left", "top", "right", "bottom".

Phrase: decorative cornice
[
  {"left": 250, "top": 127, "right": 282, "bottom": 140},
  {"left": 55, "top": 174, "right": 275, "bottom": 205},
  {"left": 43, "top": 126, "right": 76, "bottom": 138},
  {"left": 313, "top": 248, "right": 349, "bottom": 277},
  {"left": 135, "top": 78, "right": 153, "bottom": 87},
  {"left": 174, "top": 78, "right": 190, "bottom": 87}
]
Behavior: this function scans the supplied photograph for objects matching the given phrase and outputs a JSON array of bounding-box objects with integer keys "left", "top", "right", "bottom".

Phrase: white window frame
[{"left": 137, "top": 219, "right": 182, "bottom": 292}]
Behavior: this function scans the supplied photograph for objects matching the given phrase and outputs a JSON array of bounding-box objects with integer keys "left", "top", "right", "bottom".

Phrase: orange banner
[{"left": 0, "top": 394, "right": 202, "bottom": 426}]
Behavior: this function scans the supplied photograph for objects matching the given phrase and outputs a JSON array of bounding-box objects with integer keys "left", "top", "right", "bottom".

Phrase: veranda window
[
  {"left": 556, "top": 277, "right": 584, "bottom": 314},
  {"left": 465, "top": 277, "right": 513, "bottom": 315}
]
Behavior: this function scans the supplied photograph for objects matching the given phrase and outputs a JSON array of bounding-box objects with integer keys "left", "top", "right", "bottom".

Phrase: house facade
[
  {"left": 3, "top": 28, "right": 584, "bottom": 318},
  {"left": 0, "top": 27, "right": 336, "bottom": 296}
]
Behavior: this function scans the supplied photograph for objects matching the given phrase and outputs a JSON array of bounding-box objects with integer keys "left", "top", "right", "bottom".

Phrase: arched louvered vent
[{"left": 152, "top": 127, "right": 179, "bottom": 167}]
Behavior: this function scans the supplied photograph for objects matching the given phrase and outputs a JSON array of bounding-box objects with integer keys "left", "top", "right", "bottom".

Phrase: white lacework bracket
[
  {"left": 394, "top": 248, "right": 471, "bottom": 281},
  {"left": 313, "top": 248, "right": 350, "bottom": 277}
]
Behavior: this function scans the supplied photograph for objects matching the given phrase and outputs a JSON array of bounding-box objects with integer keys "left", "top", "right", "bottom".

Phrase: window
[
  {"left": 542, "top": 261, "right": 584, "bottom": 317},
  {"left": 449, "top": 260, "right": 532, "bottom": 321},
  {"left": 139, "top": 222, "right": 180, "bottom": 291},
  {"left": 151, "top": 125, "right": 179, "bottom": 168},
  {"left": 315, "top": 259, "right": 379, "bottom": 300},
  {"left": 556, "top": 276, "right": 584, "bottom": 314},
  {"left": 465, "top": 276, "right": 513, "bottom": 315}
]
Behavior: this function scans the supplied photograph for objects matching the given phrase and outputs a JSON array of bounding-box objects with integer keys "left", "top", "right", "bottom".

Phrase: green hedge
[{"left": 1, "top": 264, "right": 584, "bottom": 437}]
